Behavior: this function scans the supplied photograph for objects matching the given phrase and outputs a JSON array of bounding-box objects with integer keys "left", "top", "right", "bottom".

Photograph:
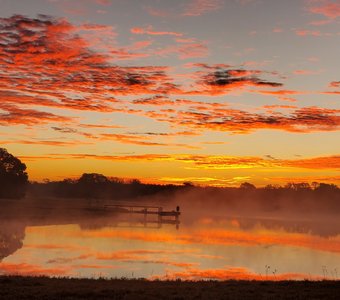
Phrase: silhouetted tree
[
  {"left": 239, "top": 182, "right": 256, "bottom": 190},
  {"left": 183, "top": 181, "right": 195, "bottom": 187},
  {"left": 0, "top": 148, "right": 28, "bottom": 198},
  {"left": 78, "top": 173, "right": 109, "bottom": 185},
  {"left": 311, "top": 182, "right": 320, "bottom": 190},
  {"left": 264, "top": 184, "right": 280, "bottom": 190},
  {"left": 315, "top": 183, "right": 339, "bottom": 193},
  {"left": 284, "top": 182, "right": 311, "bottom": 191},
  {"left": 77, "top": 173, "right": 110, "bottom": 198},
  {"left": 130, "top": 179, "right": 141, "bottom": 185}
]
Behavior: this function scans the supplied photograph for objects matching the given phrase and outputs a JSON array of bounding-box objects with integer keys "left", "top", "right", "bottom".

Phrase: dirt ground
[{"left": 0, "top": 276, "right": 339, "bottom": 300}]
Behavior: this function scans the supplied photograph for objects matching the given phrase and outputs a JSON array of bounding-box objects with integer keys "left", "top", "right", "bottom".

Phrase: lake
[{"left": 0, "top": 199, "right": 339, "bottom": 280}]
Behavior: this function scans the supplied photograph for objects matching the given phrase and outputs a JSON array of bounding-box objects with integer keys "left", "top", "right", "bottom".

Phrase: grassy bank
[{"left": 0, "top": 276, "right": 339, "bottom": 299}]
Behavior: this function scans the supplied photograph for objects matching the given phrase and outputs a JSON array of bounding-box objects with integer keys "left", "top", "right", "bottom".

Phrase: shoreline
[{"left": 0, "top": 276, "right": 339, "bottom": 299}]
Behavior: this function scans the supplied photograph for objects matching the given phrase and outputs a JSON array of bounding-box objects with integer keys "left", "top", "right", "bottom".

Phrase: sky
[{"left": 0, "top": 0, "right": 339, "bottom": 186}]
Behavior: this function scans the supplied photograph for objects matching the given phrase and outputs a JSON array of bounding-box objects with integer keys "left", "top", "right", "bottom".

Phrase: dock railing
[{"left": 101, "top": 204, "right": 180, "bottom": 229}]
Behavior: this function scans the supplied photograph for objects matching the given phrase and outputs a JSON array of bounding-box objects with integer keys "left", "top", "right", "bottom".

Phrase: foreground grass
[{"left": 0, "top": 276, "right": 339, "bottom": 300}]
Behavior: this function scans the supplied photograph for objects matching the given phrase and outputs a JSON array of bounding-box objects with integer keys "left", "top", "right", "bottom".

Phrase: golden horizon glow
[{"left": 0, "top": 0, "right": 339, "bottom": 186}]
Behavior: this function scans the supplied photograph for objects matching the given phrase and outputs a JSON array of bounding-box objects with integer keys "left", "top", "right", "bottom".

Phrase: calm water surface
[{"left": 1, "top": 201, "right": 339, "bottom": 280}]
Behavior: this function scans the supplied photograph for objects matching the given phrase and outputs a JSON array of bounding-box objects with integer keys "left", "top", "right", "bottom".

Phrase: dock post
[
  {"left": 144, "top": 207, "right": 147, "bottom": 227},
  {"left": 158, "top": 207, "right": 163, "bottom": 228}
]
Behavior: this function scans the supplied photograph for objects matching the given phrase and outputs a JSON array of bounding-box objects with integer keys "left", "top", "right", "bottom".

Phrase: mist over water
[{"left": 1, "top": 190, "right": 339, "bottom": 280}]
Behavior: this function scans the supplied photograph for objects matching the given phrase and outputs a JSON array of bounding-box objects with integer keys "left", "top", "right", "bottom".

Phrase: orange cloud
[
  {"left": 182, "top": 0, "right": 223, "bottom": 16},
  {"left": 258, "top": 90, "right": 302, "bottom": 96},
  {"left": 108, "top": 40, "right": 153, "bottom": 61},
  {"left": 262, "top": 105, "right": 297, "bottom": 110},
  {"left": 0, "top": 104, "right": 71, "bottom": 126},
  {"left": 308, "top": 1, "right": 340, "bottom": 19},
  {"left": 95, "top": 0, "right": 111, "bottom": 6},
  {"left": 0, "top": 140, "right": 91, "bottom": 147},
  {"left": 73, "top": 264, "right": 118, "bottom": 269},
  {"left": 159, "top": 176, "right": 247, "bottom": 187},
  {"left": 268, "top": 175, "right": 340, "bottom": 185},
  {"left": 46, "top": 254, "right": 92, "bottom": 264},
  {"left": 278, "top": 97, "right": 297, "bottom": 102},
  {"left": 0, "top": 262, "right": 70, "bottom": 276},
  {"left": 0, "top": 15, "right": 176, "bottom": 119},
  {"left": 131, "top": 26, "right": 183, "bottom": 37},
  {"left": 283, "top": 155, "right": 340, "bottom": 169},
  {"left": 161, "top": 106, "right": 340, "bottom": 134},
  {"left": 1, "top": 15, "right": 338, "bottom": 137},
  {"left": 293, "top": 69, "right": 321, "bottom": 75},
  {"left": 133, "top": 96, "right": 226, "bottom": 109},
  {"left": 94, "top": 133, "right": 199, "bottom": 149},
  {"left": 110, "top": 49, "right": 150, "bottom": 60},
  {"left": 79, "top": 124, "right": 125, "bottom": 129},
  {"left": 309, "top": 19, "right": 333, "bottom": 26},
  {"left": 329, "top": 81, "right": 340, "bottom": 88},
  {"left": 0, "top": 90, "right": 116, "bottom": 113},
  {"left": 322, "top": 91, "right": 340, "bottom": 95},
  {"left": 133, "top": 96, "right": 176, "bottom": 106},
  {"left": 20, "top": 154, "right": 340, "bottom": 171},
  {"left": 273, "top": 27, "right": 284, "bottom": 33},
  {"left": 295, "top": 30, "right": 322, "bottom": 36},
  {"left": 155, "top": 42, "right": 209, "bottom": 59}
]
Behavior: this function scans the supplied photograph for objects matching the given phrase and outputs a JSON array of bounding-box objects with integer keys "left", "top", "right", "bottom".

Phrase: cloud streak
[
  {"left": 145, "top": 104, "right": 340, "bottom": 134},
  {"left": 0, "top": 262, "right": 70, "bottom": 276},
  {"left": 0, "top": 103, "right": 71, "bottom": 126},
  {"left": 131, "top": 26, "right": 183, "bottom": 37},
  {"left": 21, "top": 153, "right": 340, "bottom": 170},
  {"left": 182, "top": 0, "right": 223, "bottom": 16}
]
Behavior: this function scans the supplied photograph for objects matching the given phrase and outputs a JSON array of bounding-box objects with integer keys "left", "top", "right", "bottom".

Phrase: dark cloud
[
  {"left": 202, "top": 69, "right": 282, "bottom": 88},
  {"left": 51, "top": 127, "right": 78, "bottom": 134},
  {"left": 126, "top": 131, "right": 198, "bottom": 137},
  {"left": 264, "top": 155, "right": 277, "bottom": 160}
]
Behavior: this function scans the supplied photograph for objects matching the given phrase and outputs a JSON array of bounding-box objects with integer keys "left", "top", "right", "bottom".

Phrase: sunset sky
[{"left": 0, "top": 0, "right": 339, "bottom": 186}]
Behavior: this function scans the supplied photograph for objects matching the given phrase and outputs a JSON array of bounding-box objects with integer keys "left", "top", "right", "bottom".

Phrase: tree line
[{"left": 0, "top": 148, "right": 339, "bottom": 210}]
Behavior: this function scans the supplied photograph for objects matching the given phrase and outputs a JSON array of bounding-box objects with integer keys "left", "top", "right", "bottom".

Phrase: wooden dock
[{"left": 100, "top": 204, "right": 181, "bottom": 229}]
